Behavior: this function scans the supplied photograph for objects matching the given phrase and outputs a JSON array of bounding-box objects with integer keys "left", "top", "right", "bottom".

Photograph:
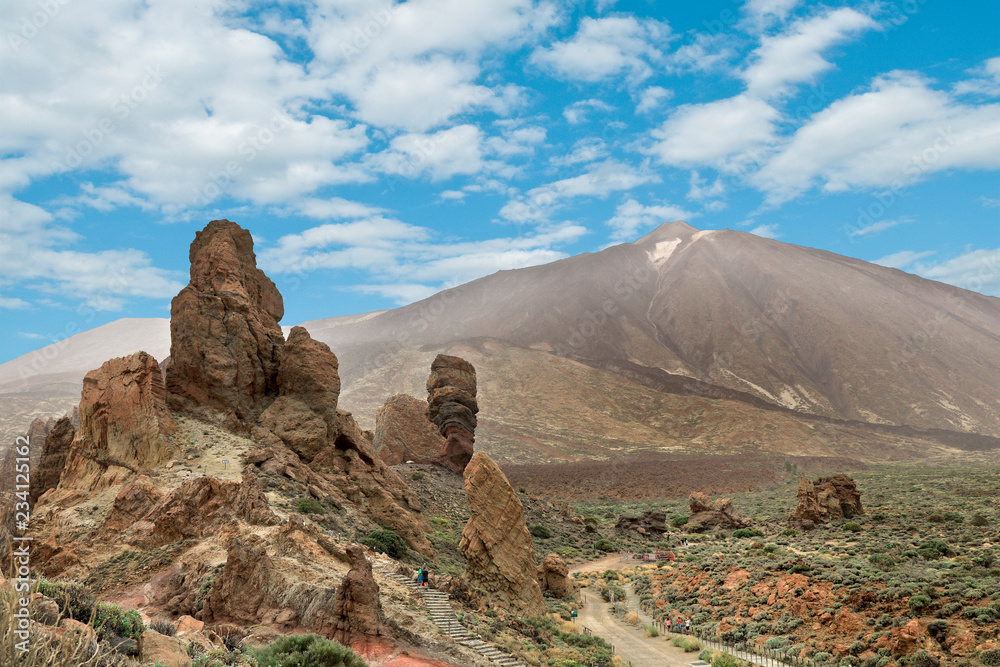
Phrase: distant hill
[{"left": 2, "top": 222, "right": 998, "bottom": 462}]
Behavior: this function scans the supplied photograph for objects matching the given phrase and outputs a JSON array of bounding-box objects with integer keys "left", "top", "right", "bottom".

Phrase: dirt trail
[{"left": 576, "top": 589, "right": 704, "bottom": 667}]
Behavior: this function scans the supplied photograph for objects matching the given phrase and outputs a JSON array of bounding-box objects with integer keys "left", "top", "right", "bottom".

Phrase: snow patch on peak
[
  {"left": 647, "top": 239, "right": 681, "bottom": 266},
  {"left": 691, "top": 230, "right": 716, "bottom": 242}
]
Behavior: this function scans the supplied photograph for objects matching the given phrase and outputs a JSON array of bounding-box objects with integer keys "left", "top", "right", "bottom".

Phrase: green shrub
[
  {"left": 732, "top": 528, "right": 764, "bottom": 539},
  {"left": 782, "top": 528, "right": 798, "bottom": 537},
  {"left": 295, "top": 497, "right": 325, "bottom": 514},
  {"left": 843, "top": 522, "right": 862, "bottom": 533},
  {"left": 971, "top": 515, "right": 989, "bottom": 527},
  {"left": 711, "top": 653, "right": 746, "bottom": 667},
  {"left": 594, "top": 539, "right": 617, "bottom": 552},
  {"left": 671, "top": 515, "right": 689, "bottom": 528},
  {"left": 251, "top": 634, "right": 368, "bottom": 667},
  {"left": 600, "top": 585, "right": 627, "bottom": 603},
  {"left": 645, "top": 624, "right": 659, "bottom": 637},
  {"left": 530, "top": 524, "right": 552, "bottom": 538},
  {"left": 980, "top": 648, "right": 1000, "bottom": 666},
  {"left": 360, "top": 529, "right": 407, "bottom": 559},
  {"left": 683, "top": 637, "right": 701, "bottom": 652},
  {"left": 908, "top": 594, "right": 932, "bottom": 611},
  {"left": 34, "top": 580, "right": 96, "bottom": 623},
  {"left": 409, "top": 471, "right": 424, "bottom": 481},
  {"left": 869, "top": 553, "right": 896, "bottom": 570},
  {"left": 93, "top": 603, "right": 144, "bottom": 640}
]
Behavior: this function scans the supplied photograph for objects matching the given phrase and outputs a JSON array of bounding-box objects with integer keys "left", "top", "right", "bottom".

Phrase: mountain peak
[{"left": 634, "top": 220, "right": 699, "bottom": 245}]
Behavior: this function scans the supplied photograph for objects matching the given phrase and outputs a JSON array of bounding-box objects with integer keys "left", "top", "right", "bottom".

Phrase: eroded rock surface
[
  {"left": 374, "top": 394, "right": 445, "bottom": 465},
  {"left": 537, "top": 553, "right": 578, "bottom": 599},
  {"left": 789, "top": 474, "right": 864, "bottom": 529},
  {"left": 688, "top": 491, "right": 749, "bottom": 530},
  {"left": 332, "top": 545, "right": 384, "bottom": 645},
  {"left": 615, "top": 510, "right": 669, "bottom": 537},
  {"left": 166, "top": 219, "right": 284, "bottom": 429},
  {"left": 31, "top": 417, "right": 75, "bottom": 504},
  {"left": 426, "top": 354, "right": 478, "bottom": 473},
  {"left": 460, "top": 451, "right": 545, "bottom": 617}
]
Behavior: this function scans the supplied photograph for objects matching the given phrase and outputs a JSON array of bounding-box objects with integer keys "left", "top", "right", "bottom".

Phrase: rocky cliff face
[
  {"left": 426, "top": 355, "right": 478, "bottom": 473},
  {"left": 332, "top": 545, "right": 384, "bottom": 645},
  {"left": 166, "top": 219, "right": 284, "bottom": 429},
  {"left": 459, "top": 451, "right": 545, "bottom": 617},
  {"left": 58, "top": 351, "right": 176, "bottom": 493},
  {"left": 31, "top": 417, "right": 75, "bottom": 504},
  {"left": 374, "top": 394, "right": 445, "bottom": 465},
  {"left": 255, "top": 326, "right": 432, "bottom": 556},
  {"left": 789, "top": 474, "right": 864, "bottom": 529},
  {"left": 537, "top": 553, "right": 577, "bottom": 599}
]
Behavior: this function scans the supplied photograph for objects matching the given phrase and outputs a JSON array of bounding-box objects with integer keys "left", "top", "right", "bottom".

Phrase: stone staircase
[{"left": 380, "top": 568, "right": 528, "bottom": 667}]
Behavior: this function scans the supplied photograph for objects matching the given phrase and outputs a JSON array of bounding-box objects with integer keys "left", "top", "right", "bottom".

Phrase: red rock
[
  {"left": 374, "top": 394, "right": 445, "bottom": 465},
  {"left": 166, "top": 219, "right": 284, "bottom": 428},
  {"left": 537, "top": 553, "right": 578, "bottom": 599},
  {"left": 460, "top": 452, "right": 545, "bottom": 617},
  {"left": 31, "top": 417, "right": 75, "bottom": 504},
  {"left": 426, "top": 355, "right": 478, "bottom": 473},
  {"left": 688, "top": 492, "right": 749, "bottom": 529},
  {"left": 332, "top": 545, "right": 384, "bottom": 644},
  {"left": 789, "top": 474, "right": 864, "bottom": 528}
]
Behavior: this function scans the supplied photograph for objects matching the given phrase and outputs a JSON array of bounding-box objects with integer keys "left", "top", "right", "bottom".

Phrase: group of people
[
  {"left": 664, "top": 616, "right": 692, "bottom": 634},
  {"left": 415, "top": 566, "right": 430, "bottom": 588}
]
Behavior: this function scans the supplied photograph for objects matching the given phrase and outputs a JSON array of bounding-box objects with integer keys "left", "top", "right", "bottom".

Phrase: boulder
[
  {"left": 688, "top": 492, "right": 749, "bottom": 530},
  {"left": 202, "top": 533, "right": 283, "bottom": 625},
  {"left": 166, "top": 219, "right": 284, "bottom": 429},
  {"left": 373, "top": 394, "right": 445, "bottom": 465},
  {"left": 537, "top": 553, "right": 578, "bottom": 599},
  {"left": 615, "top": 510, "right": 669, "bottom": 536},
  {"left": 332, "top": 545, "right": 384, "bottom": 645},
  {"left": 460, "top": 452, "right": 545, "bottom": 617},
  {"left": 142, "top": 628, "right": 193, "bottom": 667},
  {"left": 426, "top": 355, "right": 478, "bottom": 473},
  {"left": 58, "top": 351, "right": 176, "bottom": 492},
  {"left": 788, "top": 474, "right": 864, "bottom": 528}
]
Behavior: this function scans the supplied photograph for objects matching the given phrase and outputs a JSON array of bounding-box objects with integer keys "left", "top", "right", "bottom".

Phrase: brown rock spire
[{"left": 426, "top": 354, "right": 478, "bottom": 473}]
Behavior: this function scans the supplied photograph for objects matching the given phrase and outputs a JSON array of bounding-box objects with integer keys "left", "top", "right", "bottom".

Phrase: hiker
[
  {"left": 414, "top": 568, "right": 423, "bottom": 585},
  {"left": 685, "top": 617, "right": 691, "bottom": 633},
  {"left": 666, "top": 617, "right": 671, "bottom": 633},
  {"left": 421, "top": 568, "right": 430, "bottom": 588}
]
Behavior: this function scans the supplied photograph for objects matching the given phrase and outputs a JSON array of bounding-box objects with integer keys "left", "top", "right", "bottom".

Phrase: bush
[
  {"left": 908, "top": 594, "right": 932, "bottom": 612},
  {"left": 251, "top": 634, "right": 368, "bottom": 667},
  {"left": 644, "top": 624, "right": 659, "bottom": 637},
  {"left": 594, "top": 539, "right": 617, "bottom": 552},
  {"left": 34, "top": 580, "right": 96, "bottom": 622},
  {"left": 732, "top": 528, "right": 765, "bottom": 539},
  {"left": 93, "top": 603, "right": 144, "bottom": 640},
  {"left": 980, "top": 648, "right": 1000, "bottom": 666},
  {"left": 971, "top": 515, "right": 989, "bottom": 527},
  {"left": 782, "top": 528, "right": 798, "bottom": 537},
  {"left": 600, "top": 585, "right": 627, "bottom": 603},
  {"left": 409, "top": 472, "right": 424, "bottom": 481},
  {"left": 711, "top": 653, "right": 746, "bottom": 667},
  {"left": 530, "top": 524, "right": 552, "bottom": 538},
  {"left": 844, "top": 522, "right": 862, "bottom": 533},
  {"left": 869, "top": 553, "right": 895, "bottom": 570},
  {"left": 360, "top": 529, "right": 407, "bottom": 559},
  {"left": 295, "top": 498, "right": 325, "bottom": 514},
  {"left": 671, "top": 515, "right": 689, "bottom": 528},
  {"left": 150, "top": 618, "right": 177, "bottom": 636},
  {"left": 683, "top": 637, "right": 701, "bottom": 652}
]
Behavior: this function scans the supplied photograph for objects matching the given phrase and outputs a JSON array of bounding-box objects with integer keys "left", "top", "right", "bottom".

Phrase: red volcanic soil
[{"left": 503, "top": 453, "right": 866, "bottom": 500}]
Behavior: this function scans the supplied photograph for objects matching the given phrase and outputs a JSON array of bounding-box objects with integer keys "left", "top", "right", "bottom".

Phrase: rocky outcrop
[
  {"left": 203, "top": 533, "right": 282, "bottom": 626},
  {"left": 58, "top": 351, "right": 176, "bottom": 492},
  {"left": 99, "top": 470, "right": 279, "bottom": 547},
  {"left": 332, "top": 545, "right": 384, "bottom": 645},
  {"left": 166, "top": 219, "right": 284, "bottom": 429},
  {"left": 460, "top": 451, "right": 545, "bottom": 617},
  {"left": 255, "top": 326, "right": 432, "bottom": 556},
  {"left": 688, "top": 492, "right": 749, "bottom": 530},
  {"left": 615, "top": 510, "right": 669, "bottom": 537},
  {"left": 373, "top": 394, "right": 445, "bottom": 465},
  {"left": 537, "top": 553, "right": 578, "bottom": 599},
  {"left": 426, "top": 355, "right": 478, "bottom": 473},
  {"left": 789, "top": 474, "right": 864, "bottom": 529},
  {"left": 31, "top": 417, "right": 75, "bottom": 504}
]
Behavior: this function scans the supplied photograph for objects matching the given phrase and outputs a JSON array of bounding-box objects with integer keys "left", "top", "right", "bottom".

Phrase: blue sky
[{"left": 1, "top": 0, "right": 998, "bottom": 364}]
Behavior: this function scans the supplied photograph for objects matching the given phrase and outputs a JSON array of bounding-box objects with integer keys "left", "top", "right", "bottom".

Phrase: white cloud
[
  {"left": 874, "top": 250, "right": 936, "bottom": 269},
  {"left": 687, "top": 171, "right": 725, "bottom": 201},
  {"left": 0, "top": 296, "right": 30, "bottom": 309},
  {"left": 953, "top": 57, "right": 1000, "bottom": 98},
  {"left": 667, "top": 33, "right": 737, "bottom": 74},
  {"left": 748, "top": 223, "right": 780, "bottom": 239},
  {"left": 752, "top": 72, "right": 1000, "bottom": 203},
  {"left": 742, "top": 8, "right": 877, "bottom": 99},
  {"left": 532, "top": 16, "right": 670, "bottom": 83},
  {"left": 296, "top": 197, "right": 387, "bottom": 220},
  {"left": 743, "top": 0, "right": 802, "bottom": 26},
  {"left": 979, "top": 196, "right": 1000, "bottom": 208},
  {"left": 549, "top": 138, "right": 610, "bottom": 166},
  {"left": 647, "top": 94, "right": 779, "bottom": 167},
  {"left": 486, "top": 123, "right": 547, "bottom": 157},
  {"left": 606, "top": 198, "right": 693, "bottom": 241},
  {"left": 636, "top": 86, "right": 672, "bottom": 114},
  {"left": 369, "top": 125, "right": 485, "bottom": 180},
  {"left": 352, "top": 283, "right": 439, "bottom": 304},
  {"left": 563, "top": 99, "right": 615, "bottom": 125},
  {"left": 848, "top": 218, "right": 908, "bottom": 239}
]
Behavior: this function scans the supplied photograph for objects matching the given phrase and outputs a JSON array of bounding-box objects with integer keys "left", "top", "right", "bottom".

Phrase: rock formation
[
  {"left": 460, "top": 451, "right": 545, "bottom": 617},
  {"left": 100, "top": 470, "right": 280, "bottom": 548},
  {"left": 788, "top": 474, "right": 864, "bottom": 529},
  {"left": 615, "top": 510, "right": 669, "bottom": 537},
  {"left": 687, "top": 492, "right": 749, "bottom": 530},
  {"left": 255, "top": 326, "right": 432, "bottom": 556},
  {"left": 31, "top": 417, "right": 75, "bottom": 504},
  {"left": 426, "top": 354, "right": 478, "bottom": 473},
  {"left": 58, "top": 351, "right": 176, "bottom": 493},
  {"left": 537, "top": 553, "right": 578, "bottom": 599},
  {"left": 332, "top": 545, "right": 384, "bottom": 645},
  {"left": 373, "top": 394, "right": 445, "bottom": 465},
  {"left": 203, "top": 533, "right": 282, "bottom": 626},
  {"left": 166, "top": 219, "right": 284, "bottom": 429}
]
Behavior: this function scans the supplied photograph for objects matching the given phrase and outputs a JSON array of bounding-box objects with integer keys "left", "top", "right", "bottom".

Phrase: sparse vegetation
[
  {"left": 360, "top": 528, "right": 407, "bottom": 559},
  {"left": 530, "top": 524, "right": 552, "bottom": 538},
  {"left": 295, "top": 497, "right": 325, "bottom": 514},
  {"left": 250, "top": 634, "right": 368, "bottom": 667}
]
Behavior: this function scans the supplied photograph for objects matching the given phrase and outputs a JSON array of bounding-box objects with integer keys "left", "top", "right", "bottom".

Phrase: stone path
[{"left": 380, "top": 568, "right": 528, "bottom": 667}]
